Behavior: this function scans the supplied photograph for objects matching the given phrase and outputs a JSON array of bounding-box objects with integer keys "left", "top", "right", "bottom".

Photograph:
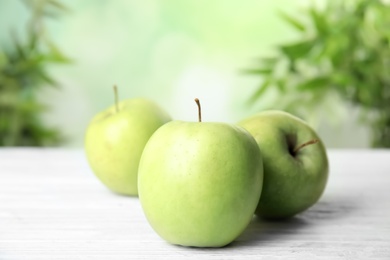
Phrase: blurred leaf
[
  {"left": 309, "top": 8, "right": 328, "bottom": 35},
  {"left": 0, "top": 0, "right": 69, "bottom": 147},
  {"left": 11, "top": 32, "right": 27, "bottom": 60},
  {"left": 276, "top": 79, "right": 286, "bottom": 92},
  {"left": 260, "top": 57, "right": 278, "bottom": 67},
  {"left": 330, "top": 73, "right": 352, "bottom": 87},
  {"left": 247, "top": 80, "right": 271, "bottom": 105},
  {"left": 246, "top": 0, "right": 390, "bottom": 147},
  {"left": 47, "top": 0, "right": 70, "bottom": 12},
  {"left": 0, "top": 51, "right": 8, "bottom": 68},
  {"left": 27, "top": 29, "right": 38, "bottom": 51},
  {"left": 279, "top": 11, "right": 305, "bottom": 32},
  {"left": 35, "top": 68, "right": 58, "bottom": 86},
  {"left": 297, "top": 77, "right": 329, "bottom": 91},
  {"left": 280, "top": 40, "right": 314, "bottom": 60},
  {"left": 46, "top": 41, "right": 72, "bottom": 63},
  {"left": 18, "top": 100, "right": 47, "bottom": 113},
  {"left": 243, "top": 68, "right": 273, "bottom": 75}
]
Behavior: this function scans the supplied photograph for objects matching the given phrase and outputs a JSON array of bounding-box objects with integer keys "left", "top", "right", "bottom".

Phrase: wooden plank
[{"left": 0, "top": 149, "right": 389, "bottom": 259}]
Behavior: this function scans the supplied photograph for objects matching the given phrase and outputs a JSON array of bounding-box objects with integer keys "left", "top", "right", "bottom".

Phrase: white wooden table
[{"left": 0, "top": 149, "right": 389, "bottom": 259}]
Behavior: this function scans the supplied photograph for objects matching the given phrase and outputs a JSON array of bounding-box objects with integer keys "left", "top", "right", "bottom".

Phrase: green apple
[
  {"left": 238, "top": 110, "right": 328, "bottom": 219},
  {"left": 85, "top": 87, "right": 171, "bottom": 196},
  {"left": 138, "top": 99, "right": 263, "bottom": 247}
]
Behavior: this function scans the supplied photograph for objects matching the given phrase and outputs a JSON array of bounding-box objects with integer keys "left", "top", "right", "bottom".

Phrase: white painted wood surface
[{"left": 0, "top": 149, "right": 389, "bottom": 259}]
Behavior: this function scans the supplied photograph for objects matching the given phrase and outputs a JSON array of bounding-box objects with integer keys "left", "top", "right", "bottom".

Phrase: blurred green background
[{"left": 1, "top": 0, "right": 382, "bottom": 148}]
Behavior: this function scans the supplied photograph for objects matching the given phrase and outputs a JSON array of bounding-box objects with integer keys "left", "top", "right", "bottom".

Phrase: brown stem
[
  {"left": 194, "top": 98, "right": 202, "bottom": 122},
  {"left": 113, "top": 85, "right": 119, "bottom": 113},
  {"left": 294, "top": 139, "right": 319, "bottom": 153}
]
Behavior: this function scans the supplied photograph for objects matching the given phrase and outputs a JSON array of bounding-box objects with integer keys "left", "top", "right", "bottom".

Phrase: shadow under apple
[
  {"left": 231, "top": 195, "right": 358, "bottom": 248},
  {"left": 231, "top": 216, "right": 308, "bottom": 247}
]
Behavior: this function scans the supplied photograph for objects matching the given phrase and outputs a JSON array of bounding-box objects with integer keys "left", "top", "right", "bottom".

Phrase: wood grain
[{"left": 0, "top": 149, "right": 389, "bottom": 259}]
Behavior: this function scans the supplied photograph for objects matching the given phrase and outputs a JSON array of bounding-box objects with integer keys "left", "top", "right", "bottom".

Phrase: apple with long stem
[
  {"left": 84, "top": 86, "right": 171, "bottom": 196},
  {"left": 138, "top": 98, "right": 263, "bottom": 247},
  {"left": 239, "top": 110, "right": 329, "bottom": 219}
]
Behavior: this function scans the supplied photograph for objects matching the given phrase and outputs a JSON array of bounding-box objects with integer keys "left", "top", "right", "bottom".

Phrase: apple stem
[
  {"left": 194, "top": 98, "right": 202, "bottom": 122},
  {"left": 294, "top": 139, "right": 319, "bottom": 154},
  {"left": 113, "top": 85, "right": 119, "bottom": 113}
]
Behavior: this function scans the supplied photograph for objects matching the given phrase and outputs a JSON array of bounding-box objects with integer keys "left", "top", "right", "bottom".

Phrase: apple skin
[
  {"left": 238, "top": 110, "right": 328, "bottom": 219},
  {"left": 138, "top": 121, "right": 263, "bottom": 247},
  {"left": 85, "top": 98, "right": 171, "bottom": 196}
]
